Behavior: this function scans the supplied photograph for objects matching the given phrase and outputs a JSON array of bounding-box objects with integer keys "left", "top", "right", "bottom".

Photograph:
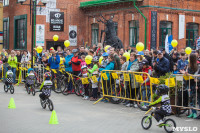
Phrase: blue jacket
[
  {"left": 99, "top": 61, "right": 115, "bottom": 80},
  {"left": 48, "top": 54, "right": 60, "bottom": 69},
  {"left": 154, "top": 57, "right": 170, "bottom": 77},
  {"left": 64, "top": 54, "right": 73, "bottom": 72},
  {"left": 177, "top": 59, "right": 188, "bottom": 71}
]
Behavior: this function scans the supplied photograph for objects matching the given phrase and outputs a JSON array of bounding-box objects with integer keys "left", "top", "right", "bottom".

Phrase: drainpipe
[{"left": 133, "top": 1, "right": 147, "bottom": 49}]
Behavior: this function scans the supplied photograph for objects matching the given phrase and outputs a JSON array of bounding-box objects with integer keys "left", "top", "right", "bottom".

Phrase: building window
[
  {"left": 159, "top": 21, "right": 172, "bottom": 48},
  {"left": 3, "top": 18, "right": 9, "bottom": 49},
  {"left": 114, "top": 22, "right": 118, "bottom": 35},
  {"left": 91, "top": 23, "right": 99, "bottom": 46},
  {"left": 3, "top": 0, "right": 9, "bottom": 6},
  {"left": 14, "top": 15, "right": 27, "bottom": 50},
  {"left": 129, "top": 20, "right": 139, "bottom": 47},
  {"left": 186, "top": 23, "right": 199, "bottom": 48}
]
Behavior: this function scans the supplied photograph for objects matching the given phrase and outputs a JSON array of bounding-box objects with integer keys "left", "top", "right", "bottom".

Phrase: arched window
[
  {"left": 91, "top": 23, "right": 99, "bottom": 46},
  {"left": 159, "top": 21, "right": 172, "bottom": 48},
  {"left": 186, "top": 23, "right": 199, "bottom": 48},
  {"left": 129, "top": 20, "right": 139, "bottom": 47}
]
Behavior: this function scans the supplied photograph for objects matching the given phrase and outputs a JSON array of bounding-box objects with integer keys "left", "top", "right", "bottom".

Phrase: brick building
[{"left": 3, "top": 0, "right": 200, "bottom": 52}]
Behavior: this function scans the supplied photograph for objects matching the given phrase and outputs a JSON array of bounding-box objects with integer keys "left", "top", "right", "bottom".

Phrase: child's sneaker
[
  {"left": 126, "top": 103, "right": 133, "bottom": 107},
  {"left": 156, "top": 120, "right": 164, "bottom": 126}
]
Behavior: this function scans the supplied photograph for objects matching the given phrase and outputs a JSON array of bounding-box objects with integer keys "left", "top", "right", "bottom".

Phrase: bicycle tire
[
  {"left": 137, "top": 89, "right": 151, "bottom": 111},
  {"left": 164, "top": 118, "right": 176, "bottom": 133},
  {"left": 109, "top": 84, "right": 124, "bottom": 104},
  {"left": 4, "top": 85, "right": 8, "bottom": 93},
  {"left": 74, "top": 79, "right": 82, "bottom": 96},
  {"left": 48, "top": 99, "right": 54, "bottom": 111},
  {"left": 10, "top": 85, "right": 14, "bottom": 94},
  {"left": 141, "top": 116, "right": 152, "bottom": 130},
  {"left": 40, "top": 99, "right": 46, "bottom": 109},
  {"left": 62, "top": 79, "right": 69, "bottom": 95},
  {"left": 60, "top": 77, "right": 67, "bottom": 93},
  {"left": 52, "top": 78, "right": 62, "bottom": 93},
  {"left": 32, "top": 86, "right": 36, "bottom": 96}
]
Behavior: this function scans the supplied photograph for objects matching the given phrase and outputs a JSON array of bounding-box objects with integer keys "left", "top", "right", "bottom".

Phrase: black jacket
[{"left": 154, "top": 57, "right": 170, "bottom": 77}]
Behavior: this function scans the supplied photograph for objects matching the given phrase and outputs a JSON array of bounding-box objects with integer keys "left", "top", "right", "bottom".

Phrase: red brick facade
[{"left": 3, "top": 0, "right": 200, "bottom": 51}]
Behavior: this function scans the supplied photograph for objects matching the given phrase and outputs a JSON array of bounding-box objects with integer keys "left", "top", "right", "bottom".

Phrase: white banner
[
  {"left": 179, "top": 15, "right": 185, "bottom": 39},
  {"left": 69, "top": 25, "right": 77, "bottom": 46},
  {"left": 36, "top": 24, "right": 45, "bottom": 46}
]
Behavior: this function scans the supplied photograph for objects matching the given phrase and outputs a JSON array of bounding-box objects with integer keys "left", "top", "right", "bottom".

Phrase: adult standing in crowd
[
  {"left": 96, "top": 43, "right": 104, "bottom": 57},
  {"left": 79, "top": 46, "right": 87, "bottom": 56},
  {"left": 16, "top": 51, "right": 22, "bottom": 63},
  {"left": 70, "top": 49, "right": 82, "bottom": 76},
  {"left": 64, "top": 49, "right": 73, "bottom": 73},
  {"left": 178, "top": 52, "right": 188, "bottom": 74},
  {"left": 153, "top": 51, "right": 170, "bottom": 77},
  {"left": 109, "top": 47, "right": 121, "bottom": 70},
  {"left": 8, "top": 51, "right": 18, "bottom": 84},
  {"left": 21, "top": 50, "right": 30, "bottom": 63}
]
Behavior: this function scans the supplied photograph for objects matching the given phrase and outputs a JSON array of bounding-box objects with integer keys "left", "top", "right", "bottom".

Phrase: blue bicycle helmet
[
  {"left": 137, "top": 51, "right": 144, "bottom": 56},
  {"left": 28, "top": 68, "right": 34, "bottom": 73},
  {"left": 102, "top": 52, "right": 109, "bottom": 57}
]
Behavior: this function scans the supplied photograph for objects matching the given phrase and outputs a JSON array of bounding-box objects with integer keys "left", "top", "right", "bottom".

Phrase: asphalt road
[{"left": 0, "top": 83, "right": 199, "bottom": 133}]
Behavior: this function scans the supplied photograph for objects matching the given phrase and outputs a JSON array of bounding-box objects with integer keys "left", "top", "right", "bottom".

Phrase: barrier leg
[{"left": 93, "top": 97, "right": 104, "bottom": 105}]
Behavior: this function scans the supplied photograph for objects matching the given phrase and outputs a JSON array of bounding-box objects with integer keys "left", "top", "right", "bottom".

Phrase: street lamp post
[{"left": 19, "top": 0, "right": 47, "bottom": 68}]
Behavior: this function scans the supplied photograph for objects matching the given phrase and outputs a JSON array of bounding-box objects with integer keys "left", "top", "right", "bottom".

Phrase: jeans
[
  {"left": 187, "top": 82, "right": 197, "bottom": 114},
  {"left": 11, "top": 68, "right": 16, "bottom": 84},
  {"left": 142, "top": 86, "right": 150, "bottom": 106},
  {"left": 92, "top": 87, "right": 98, "bottom": 99}
]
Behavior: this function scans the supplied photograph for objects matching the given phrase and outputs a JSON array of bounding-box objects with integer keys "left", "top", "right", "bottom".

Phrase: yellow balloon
[
  {"left": 36, "top": 46, "right": 43, "bottom": 53},
  {"left": 85, "top": 59, "right": 92, "bottom": 65},
  {"left": 171, "top": 40, "right": 178, "bottom": 47},
  {"left": 136, "top": 42, "right": 144, "bottom": 52},
  {"left": 85, "top": 55, "right": 93, "bottom": 62},
  {"left": 185, "top": 47, "right": 192, "bottom": 55},
  {"left": 104, "top": 45, "right": 111, "bottom": 52},
  {"left": 53, "top": 35, "right": 59, "bottom": 41},
  {"left": 123, "top": 52, "right": 130, "bottom": 61},
  {"left": 99, "top": 56, "right": 103, "bottom": 65},
  {"left": 64, "top": 40, "right": 70, "bottom": 47}
]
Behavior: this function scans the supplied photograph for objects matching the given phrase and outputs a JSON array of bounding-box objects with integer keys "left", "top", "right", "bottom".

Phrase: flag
[
  {"left": 165, "top": 35, "right": 173, "bottom": 54},
  {"left": 165, "top": 35, "right": 169, "bottom": 53}
]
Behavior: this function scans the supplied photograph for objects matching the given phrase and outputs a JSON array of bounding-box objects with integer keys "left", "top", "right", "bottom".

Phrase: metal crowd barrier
[
  {"left": 168, "top": 74, "right": 200, "bottom": 111},
  {"left": 94, "top": 70, "right": 154, "bottom": 106}
]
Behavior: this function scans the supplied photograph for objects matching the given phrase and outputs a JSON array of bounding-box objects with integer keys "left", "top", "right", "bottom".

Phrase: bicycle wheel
[
  {"left": 141, "top": 116, "right": 152, "bottom": 130},
  {"left": 10, "top": 85, "right": 14, "bottom": 94},
  {"left": 109, "top": 84, "right": 124, "bottom": 104},
  {"left": 164, "top": 118, "right": 176, "bottom": 133},
  {"left": 31, "top": 86, "right": 36, "bottom": 96},
  {"left": 52, "top": 78, "right": 62, "bottom": 93},
  {"left": 48, "top": 99, "right": 54, "bottom": 111},
  {"left": 74, "top": 79, "right": 82, "bottom": 96},
  {"left": 137, "top": 89, "right": 151, "bottom": 111},
  {"left": 62, "top": 78, "right": 69, "bottom": 95},
  {"left": 40, "top": 99, "right": 46, "bottom": 109},
  {"left": 60, "top": 77, "right": 66, "bottom": 92},
  {"left": 4, "top": 85, "right": 8, "bottom": 93}
]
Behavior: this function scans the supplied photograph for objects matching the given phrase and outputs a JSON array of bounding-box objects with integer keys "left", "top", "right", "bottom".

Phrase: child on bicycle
[
  {"left": 39, "top": 71, "right": 52, "bottom": 101},
  {"left": 25, "top": 68, "right": 36, "bottom": 88},
  {"left": 149, "top": 84, "right": 172, "bottom": 126},
  {"left": 5, "top": 66, "right": 13, "bottom": 87}
]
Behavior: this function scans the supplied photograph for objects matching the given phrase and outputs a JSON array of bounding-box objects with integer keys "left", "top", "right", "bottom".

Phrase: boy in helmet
[
  {"left": 149, "top": 84, "right": 172, "bottom": 126},
  {"left": 39, "top": 71, "right": 52, "bottom": 100},
  {"left": 100, "top": 52, "right": 109, "bottom": 69},
  {"left": 5, "top": 66, "right": 13, "bottom": 87},
  {"left": 25, "top": 68, "right": 36, "bottom": 89}
]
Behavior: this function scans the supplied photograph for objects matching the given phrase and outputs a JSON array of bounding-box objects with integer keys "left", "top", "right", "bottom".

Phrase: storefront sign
[
  {"left": 151, "top": 11, "right": 157, "bottom": 50},
  {"left": 50, "top": 12, "right": 64, "bottom": 31},
  {"left": 69, "top": 25, "right": 77, "bottom": 46},
  {"left": 36, "top": 24, "right": 45, "bottom": 46}
]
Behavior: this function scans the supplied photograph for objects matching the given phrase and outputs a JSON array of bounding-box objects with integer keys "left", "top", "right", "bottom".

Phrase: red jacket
[
  {"left": 142, "top": 66, "right": 152, "bottom": 86},
  {"left": 71, "top": 56, "right": 82, "bottom": 71}
]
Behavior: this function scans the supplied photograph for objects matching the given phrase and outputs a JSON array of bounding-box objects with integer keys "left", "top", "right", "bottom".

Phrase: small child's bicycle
[
  {"left": 26, "top": 85, "right": 36, "bottom": 96},
  {"left": 141, "top": 107, "right": 176, "bottom": 133},
  {"left": 40, "top": 96, "right": 54, "bottom": 111},
  {"left": 4, "top": 83, "right": 14, "bottom": 94}
]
